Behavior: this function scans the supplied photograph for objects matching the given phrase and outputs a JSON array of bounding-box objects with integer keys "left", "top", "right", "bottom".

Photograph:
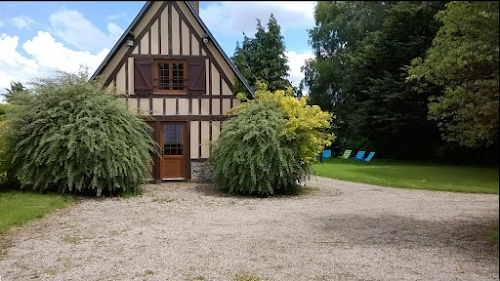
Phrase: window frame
[{"left": 153, "top": 60, "right": 188, "bottom": 94}]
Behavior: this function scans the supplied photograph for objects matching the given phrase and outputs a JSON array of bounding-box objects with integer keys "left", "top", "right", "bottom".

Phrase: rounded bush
[
  {"left": 210, "top": 101, "right": 305, "bottom": 195},
  {"left": 6, "top": 71, "right": 156, "bottom": 196}
]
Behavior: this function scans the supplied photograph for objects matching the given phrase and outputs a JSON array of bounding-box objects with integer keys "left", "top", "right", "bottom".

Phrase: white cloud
[
  {"left": 11, "top": 16, "right": 35, "bottom": 28},
  {"left": 0, "top": 32, "right": 109, "bottom": 96},
  {"left": 23, "top": 31, "right": 109, "bottom": 73},
  {"left": 286, "top": 51, "right": 314, "bottom": 88},
  {"left": 200, "top": 1, "right": 315, "bottom": 36},
  {"left": 50, "top": 7, "right": 123, "bottom": 53},
  {"left": 0, "top": 33, "right": 40, "bottom": 92},
  {"left": 106, "top": 12, "right": 128, "bottom": 21}
]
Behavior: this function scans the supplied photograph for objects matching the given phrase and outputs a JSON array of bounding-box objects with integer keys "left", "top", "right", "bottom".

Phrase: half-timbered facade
[{"left": 91, "top": 1, "right": 254, "bottom": 182}]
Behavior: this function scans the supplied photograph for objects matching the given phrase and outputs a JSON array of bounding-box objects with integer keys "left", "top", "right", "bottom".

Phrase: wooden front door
[{"left": 160, "top": 122, "right": 188, "bottom": 180}]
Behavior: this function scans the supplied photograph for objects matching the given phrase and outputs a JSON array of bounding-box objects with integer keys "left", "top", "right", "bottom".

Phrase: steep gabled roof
[{"left": 90, "top": 1, "right": 254, "bottom": 96}]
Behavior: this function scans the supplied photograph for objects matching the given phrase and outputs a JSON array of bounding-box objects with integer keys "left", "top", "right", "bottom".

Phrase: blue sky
[{"left": 0, "top": 1, "right": 316, "bottom": 99}]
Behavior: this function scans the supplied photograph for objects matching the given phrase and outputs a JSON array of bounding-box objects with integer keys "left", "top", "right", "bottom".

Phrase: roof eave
[
  {"left": 91, "top": 1, "right": 254, "bottom": 97},
  {"left": 183, "top": 1, "right": 255, "bottom": 97}
]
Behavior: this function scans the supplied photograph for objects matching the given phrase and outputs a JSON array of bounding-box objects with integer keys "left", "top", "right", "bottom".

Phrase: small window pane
[
  {"left": 157, "top": 63, "right": 170, "bottom": 91},
  {"left": 163, "top": 125, "right": 183, "bottom": 156}
]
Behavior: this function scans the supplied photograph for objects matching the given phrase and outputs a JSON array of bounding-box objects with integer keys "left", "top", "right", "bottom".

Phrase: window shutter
[
  {"left": 134, "top": 57, "right": 153, "bottom": 95},
  {"left": 188, "top": 57, "right": 206, "bottom": 95}
]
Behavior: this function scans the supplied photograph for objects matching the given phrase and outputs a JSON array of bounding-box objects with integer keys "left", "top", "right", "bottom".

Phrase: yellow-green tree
[{"left": 233, "top": 82, "right": 335, "bottom": 165}]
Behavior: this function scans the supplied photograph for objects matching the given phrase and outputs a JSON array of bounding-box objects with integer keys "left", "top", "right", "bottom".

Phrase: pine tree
[
  {"left": 232, "top": 14, "right": 291, "bottom": 93},
  {"left": 2, "top": 81, "right": 26, "bottom": 103}
]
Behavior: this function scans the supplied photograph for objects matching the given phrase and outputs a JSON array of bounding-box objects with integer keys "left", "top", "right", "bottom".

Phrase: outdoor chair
[
  {"left": 338, "top": 149, "right": 352, "bottom": 160},
  {"left": 351, "top": 151, "right": 366, "bottom": 161}
]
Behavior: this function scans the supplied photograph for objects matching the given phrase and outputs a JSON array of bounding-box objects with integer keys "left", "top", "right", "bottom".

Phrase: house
[{"left": 91, "top": 1, "right": 254, "bottom": 182}]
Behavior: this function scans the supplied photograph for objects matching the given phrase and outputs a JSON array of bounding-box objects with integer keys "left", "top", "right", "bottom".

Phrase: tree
[
  {"left": 1, "top": 70, "right": 157, "bottom": 196},
  {"left": 232, "top": 14, "right": 291, "bottom": 93},
  {"left": 2, "top": 81, "right": 26, "bottom": 103},
  {"left": 233, "top": 82, "right": 335, "bottom": 165},
  {"left": 408, "top": 1, "right": 499, "bottom": 148},
  {"left": 211, "top": 83, "right": 334, "bottom": 195},
  {"left": 303, "top": 1, "right": 446, "bottom": 159}
]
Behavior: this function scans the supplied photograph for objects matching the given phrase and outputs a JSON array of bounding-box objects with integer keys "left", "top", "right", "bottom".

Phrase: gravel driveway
[{"left": 1, "top": 176, "right": 498, "bottom": 281}]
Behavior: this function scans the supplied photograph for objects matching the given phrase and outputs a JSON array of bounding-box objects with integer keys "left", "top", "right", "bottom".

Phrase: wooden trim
[
  {"left": 147, "top": 115, "right": 227, "bottom": 122},
  {"left": 158, "top": 14, "right": 161, "bottom": 55},
  {"left": 220, "top": 76, "right": 223, "bottom": 111},
  {"left": 130, "top": 54, "right": 208, "bottom": 59},
  {"left": 163, "top": 97, "right": 166, "bottom": 115},
  {"left": 148, "top": 27, "right": 152, "bottom": 54},
  {"left": 186, "top": 121, "right": 192, "bottom": 180},
  {"left": 137, "top": 98, "right": 140, "bottom": 114},
  {"left": 204, "top": 49, "right": 234, "bottom": 92},
  {"left": 173, "top": 1, "right": 234, "bottom": 92},
  {"left": 176, "top": 98, "right": 179, "bottom": 115},
  {"left": 209, "top": 60, "right": 212, "bottom": 116},
  {"left": 179, "top": 9, "right": 183, "bottom": 55},
  {"left": 191, "top": 158, "right": 208, "bottom": 163},
  {"left": 168, "top": 3, "right": 172, "bottom": 55},
  {"left": 103, "top": 2, "right": 169, "bottom": 87},
  {"left": 125, "top": 60, "right": 129, "bottom": 96},
  {"left": 128, "top": 94, "right": 235, "bottom": 99},
  {"left": 198, "top": 121, "right": 202, "bottom": 158},
  {"left": 189, "top": 97, "right": 192, "bottom": 114},
  {"left": 154, "top": 121, "right": 161, "bottom": 182},
  {"left": 209, "top": 120, "right": 213, "bottom": 143},
  {"left": 198, "top": 97, "right": 202, "bottom": 115},
  {"left": 149, "top": 96, "right": 153, "bottom": 115},
  {"left": 189, "top": 30, "right": 192, "bottom": 56},
  {"left": 231, "top": 97, "right": 234, "bottom": 108}
]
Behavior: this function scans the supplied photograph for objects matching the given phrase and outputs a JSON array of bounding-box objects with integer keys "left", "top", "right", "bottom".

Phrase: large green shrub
[
  {"left": 210, "top": 101, "right": 304, "bottom": 195},
  {"left": 1, "top": 70, "right": 156, "bottom": 196}
]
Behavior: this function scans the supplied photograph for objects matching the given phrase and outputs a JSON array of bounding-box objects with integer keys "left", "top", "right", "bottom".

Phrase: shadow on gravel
[
  {"left": 195, "top": 183, "right": 322, "bottom": 199},
  {"left": 314, "top": 213, "right": 500, "bottom": 259}
]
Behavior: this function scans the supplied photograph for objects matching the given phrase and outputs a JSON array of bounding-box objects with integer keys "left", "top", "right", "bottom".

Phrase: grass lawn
[
  {"left": 313, "top": 159, "right": 499, "bottom": 194},
  {"left": 0, "top": 191, "right": 73, "bottom": 235}
]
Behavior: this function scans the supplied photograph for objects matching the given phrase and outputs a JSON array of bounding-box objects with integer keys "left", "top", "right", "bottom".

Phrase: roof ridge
[{"left": 91, "top": 1, "right": 254, "bottom": 97}]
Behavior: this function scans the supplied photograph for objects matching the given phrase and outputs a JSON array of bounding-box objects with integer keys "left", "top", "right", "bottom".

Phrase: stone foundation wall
[
  {"left": 191, "top": 162, "right": 204, "bottom": 182},
  {"left": 190, "top": 161, "right": 214, "bottom": 183}
]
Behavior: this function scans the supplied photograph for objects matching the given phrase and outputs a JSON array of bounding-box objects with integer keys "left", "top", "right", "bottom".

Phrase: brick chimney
[{"left": 190, "top": 1, "right": 199, "bottom": 14}]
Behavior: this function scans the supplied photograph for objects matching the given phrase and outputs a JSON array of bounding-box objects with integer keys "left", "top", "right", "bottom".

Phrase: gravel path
[{"left": 0, "top": 176, "right": 498, "bottom": 281}]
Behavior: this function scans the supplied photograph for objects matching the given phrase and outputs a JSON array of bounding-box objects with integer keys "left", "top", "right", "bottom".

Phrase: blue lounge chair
[
  {"left": 351, "top": 151, "right": 365, "bottom": 161},
  {"left": 359, "top": 152, "right": 376, "bottom": 163},
  {"left": 322, "top": 150, "right": 332, "bottom": 161}
]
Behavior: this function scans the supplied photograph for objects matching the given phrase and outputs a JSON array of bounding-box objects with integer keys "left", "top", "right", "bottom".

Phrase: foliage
[
  {"left": 0, "top": 191, "right": 73, "bottom": 234},
  {"left": 408, "top": 1, "right": 500, "bottom": 148},
  {"left": 303, "top": 2, "right": 448, "bottom": 159},
  {"left": 2, "top": 81, "right": 26, "bottom": 104},
  {"left": 232, "top": 82, "right": 335, "bottom": 165},
  {"left": 210, "top": 101, "right": 304, "bottom": 195},
  {"left": 314, "top": 159, "right": 499, "bottom": 194},
  {"left": 1, "top": 70, "right": 157, "bottom": 196},
  {"left": 232, "top": 14, "right": 291, "bottom": 95}
]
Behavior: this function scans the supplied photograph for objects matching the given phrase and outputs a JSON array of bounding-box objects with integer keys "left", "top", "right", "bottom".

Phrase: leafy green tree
[
  {"left": 0, "top": 103, "right": 8, "bottom": 120},
  {"left": 232, "top": 14, "right": 291, "bottom": 93},
  {"left": 212, "top": 83, "right": 334, "bottom": 196},
  {"left": 303, "top": 1, "right": 446, "bottom": 159},
  {"left": 2, "top": 81, "right": 26, "bottom": 103},
  {"left": 211, "top": 101, "right": 302, "bottom": 195},
  {"left": 1, "top": 70, "right": 156, "bottom": 196},
  {"left": 408, "top": 1, "right": 499, "bottom": 148}
]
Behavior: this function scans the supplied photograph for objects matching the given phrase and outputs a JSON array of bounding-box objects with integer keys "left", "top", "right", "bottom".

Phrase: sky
[{"left": 0, "top": 1, "right": 317, "bottom": 101}]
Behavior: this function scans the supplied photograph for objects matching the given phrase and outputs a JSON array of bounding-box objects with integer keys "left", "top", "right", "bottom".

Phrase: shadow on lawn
[{"left": 313, "top": 213, "right": 500, "bottom": 259}]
